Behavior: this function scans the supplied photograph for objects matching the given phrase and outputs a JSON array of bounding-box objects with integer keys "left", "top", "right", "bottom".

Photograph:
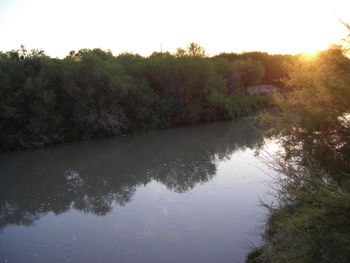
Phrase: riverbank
[
  {"left": 0, "top": 46, "right": 278, "bottom": 152},
  {"left": 0, "top": 92, "right": 270, "bottom": 152}
]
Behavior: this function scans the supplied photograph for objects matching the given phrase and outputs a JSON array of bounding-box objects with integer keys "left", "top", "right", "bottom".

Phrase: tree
[
  {"left": 248, "top": 24, "right": 350, "bottom": 263},
  {"left": 174, "top": 43, "right": 206, "bottom": 57},
  {"left": 187, "top": 42, "right": 206, "bottom": 57},
  {"left": 228, "top": 58, "right": 265, "bottom": 95}
]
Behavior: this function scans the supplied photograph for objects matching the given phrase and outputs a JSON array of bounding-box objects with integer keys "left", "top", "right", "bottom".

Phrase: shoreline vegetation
[
  {"left": 4, "top": 37, "right": 350, "bottom": 262},
  {"left": 0, "top": 43, "right": 292, "bottom": 152},
  {"left": 246, "top": 26, "right": 350, "bottom": 263}
]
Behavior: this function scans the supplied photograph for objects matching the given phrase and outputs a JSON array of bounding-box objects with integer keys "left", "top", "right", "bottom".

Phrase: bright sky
[{"left": 0, "top": 0, "right": 349, "bottom": 57}]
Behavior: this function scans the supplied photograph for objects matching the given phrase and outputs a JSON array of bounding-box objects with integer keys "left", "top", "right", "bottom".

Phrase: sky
[{"left": 0, "top": 0, "right": 349, "bottom": 57}]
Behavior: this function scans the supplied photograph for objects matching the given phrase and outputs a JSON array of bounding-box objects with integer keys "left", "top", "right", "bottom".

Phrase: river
[{"left": 0, "top": 117, "right": 276, "bottom": 263}]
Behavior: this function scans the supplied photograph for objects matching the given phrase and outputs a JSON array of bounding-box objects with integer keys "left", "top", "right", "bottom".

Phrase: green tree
[
  {"left": 187, "top": 42, "right": 206, "bottom": 57},
  {"left": 228, "top": 58, "right": 265, "bottom": 95}
]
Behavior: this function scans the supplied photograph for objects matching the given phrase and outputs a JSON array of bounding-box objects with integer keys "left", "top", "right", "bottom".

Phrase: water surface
[{"left": 0, "top": 118, "right": 274, "bottom": 263}]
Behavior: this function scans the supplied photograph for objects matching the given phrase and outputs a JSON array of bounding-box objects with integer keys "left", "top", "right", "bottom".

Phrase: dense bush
[
  {"left": 214, "top": 51, "right": 294, "bottom": 85},
  {"left": 247, "top": 28, "right": 350, "bottom": 263},
  {"left": 260, "top": 160, "right": 350, "bottom": 263},
  {"left": 0, "top": 44, "right": 272, "bottom": 151}
]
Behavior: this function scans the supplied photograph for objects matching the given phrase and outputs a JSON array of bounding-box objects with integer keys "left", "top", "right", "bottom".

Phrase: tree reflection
[{"left": 0, "top": 117, "right": 262, "bottom": 230}]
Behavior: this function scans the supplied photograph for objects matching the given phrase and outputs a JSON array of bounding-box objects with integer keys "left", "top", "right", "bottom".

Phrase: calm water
[{"left": 0, "top": 118, "right": 275, "bottom": 263}]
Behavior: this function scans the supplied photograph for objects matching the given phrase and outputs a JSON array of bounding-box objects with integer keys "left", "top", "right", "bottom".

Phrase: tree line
[{"left": 0, "top": 43, "right": 291, "bottom": 151}]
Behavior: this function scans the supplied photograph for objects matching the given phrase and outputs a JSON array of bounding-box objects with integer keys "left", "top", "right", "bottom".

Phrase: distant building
[{"left": 247, "top": 85, "right": 277, "bottom": 96}]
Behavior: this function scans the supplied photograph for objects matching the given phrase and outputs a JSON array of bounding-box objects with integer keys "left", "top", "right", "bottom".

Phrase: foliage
[
  {"left": 228, "top": 58, "right": 265, "bottom": 95},
  {"left": 254, "top": 160, "right": 350, "bottom": 263},
  {"left": 247, "top": 26, "right": 350, "bottom": 263},
  {"left": 246, "top": 247, "right": 266, "bottom": 263},
  {"left": 0, "top": 44, "right": 273, "bottom": 151},
  {"left": 175, "top": 42, "right": 206, "bottom": 57},
  {"left": 211, "top": 57, "right": 266, "bottom": 95},
  {"left": 264, "top": 47, "right": 350, "bottom": 169},
  {"left": 146, "top": 53, "right": 227, "bottom": 124},
  {"left": 214, "top": 51, "right": 294, "bottom": 85}
]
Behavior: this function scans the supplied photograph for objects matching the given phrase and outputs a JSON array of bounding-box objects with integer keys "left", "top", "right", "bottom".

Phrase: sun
[{"left": 299, "top": 50, "right": 322, "bottom": 60}]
